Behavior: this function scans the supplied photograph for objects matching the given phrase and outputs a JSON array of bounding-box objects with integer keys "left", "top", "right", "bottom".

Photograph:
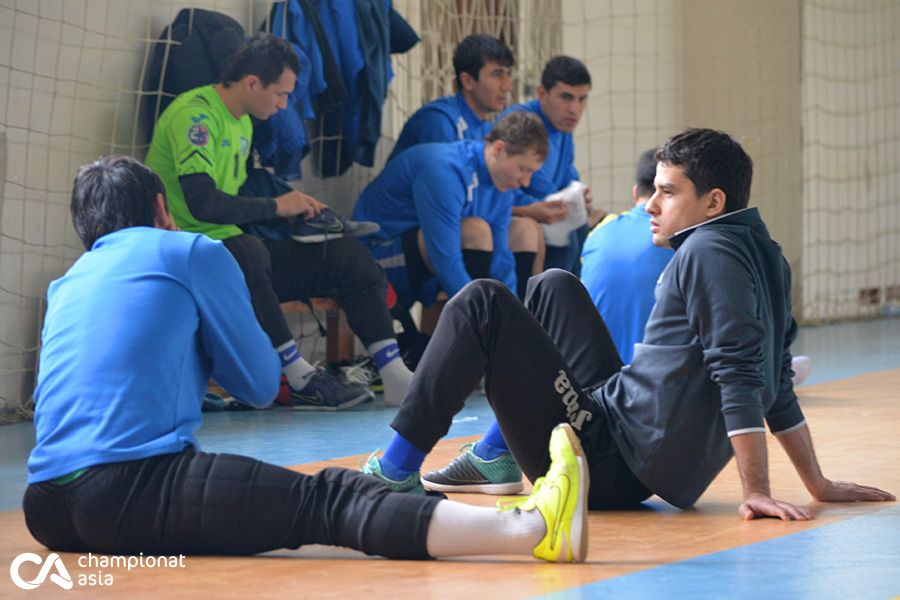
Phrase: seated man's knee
[
  {"left": 323, "top": 236, "right": 368, "bottom": 264},
  {"left": 460, "top": 217, "right": 493, "bottom": 251},
  {"left": 327, "top": 237, "right": 387, "bottom": 289},
  {"left": 450, "top": 277, "right": 514, "bottom": 308},
  {"left": 526, "top": 267, "right": 581, "bottom": 298},
  {"left": 508, "top": 216, "right": 541, "bottom": 253}
]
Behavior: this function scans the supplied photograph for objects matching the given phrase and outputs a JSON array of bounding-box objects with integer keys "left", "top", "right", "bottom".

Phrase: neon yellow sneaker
[{"left": 498, "top": 423, "right": 589, "bottom": 563}]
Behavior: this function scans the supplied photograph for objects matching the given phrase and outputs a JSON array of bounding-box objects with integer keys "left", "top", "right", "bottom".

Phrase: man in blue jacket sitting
[
  {"left": 506, "top": 56, "right": 597, "bottom": 274},
  {"left": 353, "top": 112, "right": 548, "bottom": 309},
  {"left": 580, "top": 148, "right": 675, "bottom": 364},
  {"left": 389, "top": 34, "right": 514, "bottom": 159},
  {"left": 22, "top": 155, "right": 591, "bottom": 564}
]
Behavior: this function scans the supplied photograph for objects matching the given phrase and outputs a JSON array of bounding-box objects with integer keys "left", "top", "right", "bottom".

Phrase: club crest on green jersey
[{"left": 188, "top": 124, "right": 210, "bottom": 147}]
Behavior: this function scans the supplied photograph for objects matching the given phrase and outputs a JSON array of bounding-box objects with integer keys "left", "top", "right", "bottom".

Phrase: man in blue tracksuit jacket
[
  {"left": 22, "top": 155, "right": 592, "bottom": 564},
  {"left": 580, "top": 149, "right": 674, "bottom": 363},
  {"left": 354, "top": 112, "right": 548, "bottom": 308},
  {"left": 506, "top": 56, "right": 595, "bottom": 274},
  {"left": 389, "top": 34, "right": 513, "bottom": 160}
]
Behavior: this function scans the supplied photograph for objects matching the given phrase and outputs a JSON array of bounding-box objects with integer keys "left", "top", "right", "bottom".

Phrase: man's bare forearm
[
  {"left": 774, "top": 423, "right": 828, "bottom": 499},
  {"left": 730, "top": 431, "right": 771, "bottom": 498}
]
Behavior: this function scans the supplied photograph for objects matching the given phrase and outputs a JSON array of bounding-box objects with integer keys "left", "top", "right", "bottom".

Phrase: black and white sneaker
[
  {"left": 292, "top": 208, "right": 380, "bottom": 243},
  {"left": 421, "top": 444, "right": 524, "bottom": 494}
]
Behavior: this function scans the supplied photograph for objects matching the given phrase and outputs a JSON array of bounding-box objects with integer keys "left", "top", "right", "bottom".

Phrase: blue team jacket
[
  {"left": 581, "top": 204, "right": 674, "bottom": 363},
  {"left": 388, "top": 92, "right": 493, "bottom": 161},
  {"left": 503, "top": 99, "right": 579, "bottom": 206},
  {"left": 353, "top": 140, "right": 517, "bottom": 298}
]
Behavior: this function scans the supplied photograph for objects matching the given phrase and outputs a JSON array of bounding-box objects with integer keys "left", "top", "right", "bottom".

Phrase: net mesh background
[{"left": 0, "top": 0, "right": 897, "bottom": 421}]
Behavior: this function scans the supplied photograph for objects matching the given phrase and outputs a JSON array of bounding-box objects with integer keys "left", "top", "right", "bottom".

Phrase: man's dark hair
[
  {"left": 453, "top": 34, "right": 514, "bottom": 90},
  {"left": 656, "top": 128, "right": 753, "bottom": 213},
  {"left": 635, "top": 148, "right": 658, "bottom": 198},
  {"left": 484, "top": 112, "right": 548, "bottom": 159},
  {"left": 540, "top": 55, "right": 591, "bottom": 91},
  {"left": 71, "top": 156, "right": 165, "bottom": 250},
  {"left": 221, "top": 32, "right": 300, "bottom": 88}
]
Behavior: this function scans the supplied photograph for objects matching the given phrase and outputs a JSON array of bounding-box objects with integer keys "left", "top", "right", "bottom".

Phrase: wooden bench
[{"left": 280, "top": 298, "right": 355, "bottom": 364}]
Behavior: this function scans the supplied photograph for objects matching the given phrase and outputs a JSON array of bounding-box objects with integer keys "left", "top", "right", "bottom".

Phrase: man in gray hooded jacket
[{"left": 368, "top": 128, "right": 894, "bottom": 518}]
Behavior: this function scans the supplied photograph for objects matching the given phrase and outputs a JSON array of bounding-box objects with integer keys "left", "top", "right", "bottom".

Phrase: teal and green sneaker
[
  {"left": 498, "top": 423, "right": 589, "bottom": 563},
  {"left": 361, "top": 453, "right": 425, "bottom": 495},
  {"left": 421, "top": 443, "right": 523, "bottom": 495}
]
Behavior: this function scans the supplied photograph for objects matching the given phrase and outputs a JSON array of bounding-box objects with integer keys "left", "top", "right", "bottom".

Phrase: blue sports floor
[{"left": 1, "top": 317, "right": 898, "bottom": 598}]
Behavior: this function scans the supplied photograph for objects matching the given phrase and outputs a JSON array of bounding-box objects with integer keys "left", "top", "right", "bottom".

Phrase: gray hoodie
[{"left": 595, "top": 207, "right": 804, "bottom": 508}]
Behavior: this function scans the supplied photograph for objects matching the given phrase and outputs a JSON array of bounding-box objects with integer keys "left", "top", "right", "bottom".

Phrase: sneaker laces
[
  {"left": 497, "top": 477, "right": 544, "bottom": 511},
  {"left": 341, "top": 356, "right": 377, "bottom": 386}
]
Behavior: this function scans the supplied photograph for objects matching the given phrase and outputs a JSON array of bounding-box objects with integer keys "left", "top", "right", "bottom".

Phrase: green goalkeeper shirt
[{"left": 146, "top": 85, "right": 252, "bottom": 240}]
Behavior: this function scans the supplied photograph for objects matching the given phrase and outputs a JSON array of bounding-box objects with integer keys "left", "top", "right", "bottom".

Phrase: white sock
[
  {"left": 367, "top": 340, "right": 413, "bottom": 407},
  {"left": 425, "top": 500, "right": 545, "bottom": 558},
  {"left": 276, "top": 340, "right": 316, "bottom": 390},
  {"left": 791, "top": 355, "right": 812, "bottom": 387}
]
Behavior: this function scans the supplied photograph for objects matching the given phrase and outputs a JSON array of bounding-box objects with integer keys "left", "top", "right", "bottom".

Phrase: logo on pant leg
[{"left": 554, "top": 369, "right": 593, "bottom": 431}]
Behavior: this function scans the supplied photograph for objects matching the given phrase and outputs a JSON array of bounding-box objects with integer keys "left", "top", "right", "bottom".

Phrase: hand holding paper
[{"left": 541, "top": 181, "right": 587, "bottom": 246}]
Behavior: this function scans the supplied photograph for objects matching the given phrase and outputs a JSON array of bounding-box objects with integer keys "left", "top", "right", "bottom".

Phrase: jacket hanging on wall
[
  {"left": 258, "top": 0, "right": 420, "bottom": 178},
  {"left": 353, "top": 0, "right": 393, "bottom": 167},
  {"left": 255, "top": 0, "right": 349, "bottom": 180},
  {"left": 141, "top": 9, "right": 245, "bottom": 141}
]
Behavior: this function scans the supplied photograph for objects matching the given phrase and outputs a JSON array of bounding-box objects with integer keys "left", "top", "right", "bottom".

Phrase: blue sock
[
  {"left": 473, "top": 421, "right": 509, "bottom": 460},
  {"left": 380, "top": 433, "right": 426, "bottom": 480}
]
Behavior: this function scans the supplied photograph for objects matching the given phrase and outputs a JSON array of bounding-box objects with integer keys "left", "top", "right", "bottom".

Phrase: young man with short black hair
[
  {"left": 581, "top": 147, "right": 813, "bottom": 381},
  {"left": 507, "top": 56, "right": 595, "bottom": 274},
  {"left": 389, "top": 34, "right": 514, "bottom": 159},
  {"left": 364, "top": 129, "right": 893, "bottom": 521}
]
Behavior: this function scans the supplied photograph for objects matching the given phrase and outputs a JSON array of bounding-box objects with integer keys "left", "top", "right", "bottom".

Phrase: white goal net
[{"left": 1, "top": 0, "right": 897, "bottom": 421}]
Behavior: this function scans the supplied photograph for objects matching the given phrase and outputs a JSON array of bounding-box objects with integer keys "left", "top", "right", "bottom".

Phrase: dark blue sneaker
[
  {"left": 292, "top": 208, "right": 380, "bottom": 243},
  {"left": 332, "top": 355, "right": 383, "bottom": 393},
  {"left": 286, "top": 368, "right": 374, "bottom": 410}
]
